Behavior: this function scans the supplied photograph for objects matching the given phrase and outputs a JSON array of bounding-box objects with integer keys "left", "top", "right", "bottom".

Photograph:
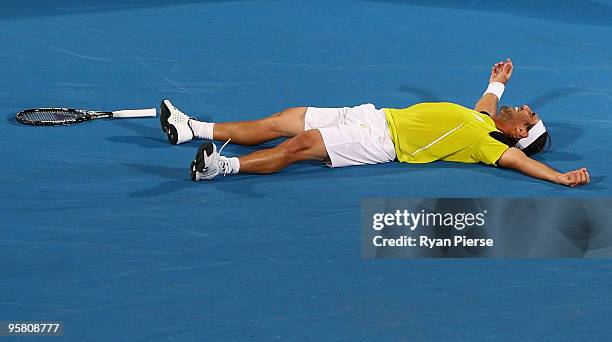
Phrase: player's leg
[
  {"left": 237, "top": 129, "right": 327, "bottom": 173},
  {"left": 210, "top": 106, "right": 307, "bottom": 145},
  {"left": 160, "top": 99, "right": 307, "bottom": 145},
  {"left": 191, "top": 129, "right": 328, "bottom": 180},
  {"left": 208, "top": 106, "right": 352, "bottom": 145}
]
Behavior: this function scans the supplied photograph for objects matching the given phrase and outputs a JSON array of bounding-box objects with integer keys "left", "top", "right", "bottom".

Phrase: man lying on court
[{"left": 160, "top": 58, "right": 589, "bottom": 187}]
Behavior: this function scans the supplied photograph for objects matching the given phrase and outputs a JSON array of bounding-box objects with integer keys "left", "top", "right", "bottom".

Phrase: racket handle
[{"left": 113, "top": 108, "right": 157, "bottom": 118}]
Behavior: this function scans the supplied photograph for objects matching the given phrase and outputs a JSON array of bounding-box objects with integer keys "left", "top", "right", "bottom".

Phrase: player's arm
[
  {"left": 474, "top": 59, "right": 513, "bottom": 115},
  {"left": 497, "top": 147, "right": 590, "bottom": 187}
]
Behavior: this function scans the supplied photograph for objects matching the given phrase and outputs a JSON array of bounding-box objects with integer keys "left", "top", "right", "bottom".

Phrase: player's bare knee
[
  {"left": 262, "top": 116, "right": 281, "bottom": 136},
  {"left": 264, "top": 109, "right": 290, "bottom": 135},
  {"left": 265, "top": 107, "right": 306, "bottom": 137},
  {"left": 282, "top": 130, "right": 325, "bottom": 161}
]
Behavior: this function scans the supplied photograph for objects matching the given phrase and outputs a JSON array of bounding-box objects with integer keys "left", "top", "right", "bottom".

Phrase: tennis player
[{"left": 160, "top": 59, "right": 589, "bottom": 187}]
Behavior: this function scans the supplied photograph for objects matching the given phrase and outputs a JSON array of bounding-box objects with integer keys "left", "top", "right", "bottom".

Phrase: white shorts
[{"left": 304, "top": 103, "right": 397, "bottom": 168}]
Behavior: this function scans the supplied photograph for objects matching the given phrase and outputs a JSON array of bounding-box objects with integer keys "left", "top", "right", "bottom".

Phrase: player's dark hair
[{"left": 522, "top": 132, "right": 551, "bottom": 157}]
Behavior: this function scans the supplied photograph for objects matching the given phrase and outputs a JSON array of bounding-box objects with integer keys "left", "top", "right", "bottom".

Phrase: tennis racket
[{"left": 15, "top": 107, "right": 157, "bottom": 126}]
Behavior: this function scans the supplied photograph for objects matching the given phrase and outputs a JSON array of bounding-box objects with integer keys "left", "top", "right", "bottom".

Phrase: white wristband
[{"left": 483, "top": 82, "right": 505, "bottom": 100}]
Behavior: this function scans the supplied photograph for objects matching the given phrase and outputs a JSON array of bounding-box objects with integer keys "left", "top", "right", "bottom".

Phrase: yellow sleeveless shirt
[{"left": 384, "top": 102, "right": 509, "bottom": 166}]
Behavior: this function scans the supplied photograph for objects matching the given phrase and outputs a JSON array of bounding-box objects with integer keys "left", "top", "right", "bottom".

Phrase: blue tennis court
[{"left": 2, "top": 0, "right": 612, "bottom": 340}]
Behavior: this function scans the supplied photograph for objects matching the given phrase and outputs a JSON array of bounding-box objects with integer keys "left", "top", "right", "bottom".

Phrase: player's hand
[
  {"left": 556, "top": 168, "right": 590, "bottom": 187},
  {"left": 489, "top": 58, "right": 513, "bottom": 85}
]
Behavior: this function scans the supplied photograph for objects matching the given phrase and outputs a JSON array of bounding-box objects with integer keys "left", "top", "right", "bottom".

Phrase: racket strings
[{"left": 21, "top": 110, "right": 79, "bottom": 122}]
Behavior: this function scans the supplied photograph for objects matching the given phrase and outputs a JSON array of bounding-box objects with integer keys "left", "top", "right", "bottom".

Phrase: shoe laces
[
  {"left": 197, "top": 138, "right": 232, "bottom": 179},
  {"left": 217, "top": 158, "right": 231, "bottom": 176},
  {"left": 216, "top": 139, "right": 232, "bottom": 176}
]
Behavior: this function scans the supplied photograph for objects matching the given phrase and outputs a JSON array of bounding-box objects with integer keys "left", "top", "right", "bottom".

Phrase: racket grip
[{"left": 113, "top": 108, "right": 157, "bottom": 118}]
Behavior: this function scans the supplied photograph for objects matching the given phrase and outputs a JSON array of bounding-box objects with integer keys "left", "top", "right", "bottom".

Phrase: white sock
[
  {"left": 226, "top": 157, "right": 240, "bottom": 174},
  {"left": 188, "top": 119, "right": 214, "bottom": 140}
]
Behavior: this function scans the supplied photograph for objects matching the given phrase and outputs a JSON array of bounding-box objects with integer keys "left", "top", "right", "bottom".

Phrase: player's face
[{"left": 500, "top": 105, "right": 540, "bottom": 139}]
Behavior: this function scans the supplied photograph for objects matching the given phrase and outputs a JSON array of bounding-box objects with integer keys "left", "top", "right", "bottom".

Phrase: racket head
[{"left": 15, "top": 108, "right": 109, "bottom": 126}]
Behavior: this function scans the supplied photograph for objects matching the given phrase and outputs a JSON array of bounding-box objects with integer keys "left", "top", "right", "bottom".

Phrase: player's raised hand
[
  {"left": 556, "top": 168, "right": 590, "bottom": 187},
  {"left": 489, "top": 58, "right": 513, "bottom": 85}
]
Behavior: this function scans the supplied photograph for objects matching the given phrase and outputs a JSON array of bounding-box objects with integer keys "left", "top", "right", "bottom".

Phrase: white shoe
[
  {"left": 160, "top": 99, "right": 194, "bottom": 145},
  {"left": 190, "top": 141, "right": 232, "bottom": 181}
]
